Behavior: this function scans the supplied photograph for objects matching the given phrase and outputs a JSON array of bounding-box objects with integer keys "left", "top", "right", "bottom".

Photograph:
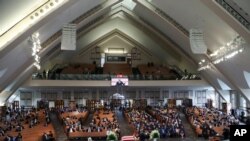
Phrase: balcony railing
[
  {"left": 32, "top": 73, "right": 201, "bottom": 81},
  {"left": 215, "top": 0, "right": 250, "bottom": 31}
]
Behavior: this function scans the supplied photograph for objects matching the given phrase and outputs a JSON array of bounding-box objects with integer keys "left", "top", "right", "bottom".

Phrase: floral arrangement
[
  {"left": 107, "top": 131, "right": 118, "bottom": 141},
  {"left": 150, "top": 129, "right": 160, "bottom": 139}
]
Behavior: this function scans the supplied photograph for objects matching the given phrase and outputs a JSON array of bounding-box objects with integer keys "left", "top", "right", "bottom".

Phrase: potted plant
[
  {"left": 150, "top": 129, "right": 160, "bottom": 141},
  {"left": 107, "top": 131, "right": 118, "bottom": 141}
]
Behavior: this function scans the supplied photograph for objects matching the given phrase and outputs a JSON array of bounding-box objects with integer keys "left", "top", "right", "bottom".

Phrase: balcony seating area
[
  {"left": 61, "top": 64, "right": 96, "bottom": 74},
  {"left": 137, "top": 64, "right": 177, "bottom": 80},
  {"left": 32, "top": 62, "right": 202, "bottom": 80},
  {"left": 103, "top": 63, "right": 132, "bottom": 75}
]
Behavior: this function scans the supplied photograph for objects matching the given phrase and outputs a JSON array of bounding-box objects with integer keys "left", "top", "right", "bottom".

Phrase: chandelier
[
  {"left": 209, "top": 36, "right": 245, "bottom": 64},
  {"left": 198, "top": 59, "right": 211, "bottom": 71},
  {"left": 198, "top": 36, "right": 246, "bottom": 71},
  {"left": 30, "top": 32, "right": 41, "bottom": 70}
]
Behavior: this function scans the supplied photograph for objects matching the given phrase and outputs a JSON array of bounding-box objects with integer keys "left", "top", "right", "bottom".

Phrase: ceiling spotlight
[
  {"left": 30, "top": 16, "right": 34, "bottom": 20},
  {"left": 201, "top": 59, "right": 205, "bottom": 63},
  {"left": 40, "top": 9, "right": 44, "bottom": 13},
  {"left": 50, "top": 2, "right": 54, "bottom": 6},
  {"left": 35, "top": 13, "right": 39, "bottom": 17}
]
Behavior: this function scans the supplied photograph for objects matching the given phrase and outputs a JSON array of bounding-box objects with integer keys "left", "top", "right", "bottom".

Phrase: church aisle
[
  {"left": 50, "top": 112, "right": 68, "bottom": 141},
  {"left": 115, "top": 109, "right": 134, "bottom": 137}
]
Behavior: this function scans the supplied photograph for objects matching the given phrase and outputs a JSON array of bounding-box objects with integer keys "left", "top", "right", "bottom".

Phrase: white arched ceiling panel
[
  {"left": 0, "top": 38, "right": 32, "bottom": 86},
  {"left": 0, "top": 0, "right": 45, "bottom": 35},
  {"left": 116, "top": 18, "right": 179, "bottom": 63},
  {"left": 213, "top": 45, "right": 250, "bottom": 89},
  {"left": 0, "top": 68, "right": 7, "bottom": 78},
  {"left": 148, "top": 0, "right": 238, "bottom": 52},
  {"left": 133, "top": 2, "right": 192, "bottom": 56},
  {"left": 98, "top": 35, "right": 135, "bottom": 53},
  {"left": 217, "top": 78, "right": 231, "bottom": 90},
  {"left": 243, "top": 71, "right": 250, "bottom": 88},
  {"left": 216, "top": 62, "right": 249, "bottom": 89},
  {"left": 57, "top": 17, "right": 180, "bottom": 65},
  {"left": 201, "top": 67, "right": 234, "bottom": 90},
  {"left": 37, "top": 0, "right": 106, "bottom": 43}
]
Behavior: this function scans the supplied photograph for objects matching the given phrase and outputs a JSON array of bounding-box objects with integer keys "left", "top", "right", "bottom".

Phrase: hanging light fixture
[
  {"left": 198, "top": 36, "right": 246, "bottom": 71},
  {"left": 210, "top": 36, "right": 246, "bottom": 64},
  {"left": 30, "top": 32, "right": 41, "bottom": 70}
]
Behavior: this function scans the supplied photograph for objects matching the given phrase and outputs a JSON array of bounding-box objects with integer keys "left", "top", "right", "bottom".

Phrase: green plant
[
  {"left": 150, "top": 129, "right": 160, "bottom": 139},
  {"left": 107, "top": 131, "right": 118, "bottom": 141}
]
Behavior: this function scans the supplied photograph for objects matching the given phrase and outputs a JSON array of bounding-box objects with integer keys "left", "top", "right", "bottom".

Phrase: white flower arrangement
[
  {"left": 107, "top": 131, "right": 118, "bottom": 141},
  {"left": 149, "top": 129, "right": 160, "bottom": 139}
]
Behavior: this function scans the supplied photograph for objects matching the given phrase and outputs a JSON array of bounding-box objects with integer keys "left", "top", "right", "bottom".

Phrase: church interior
[{"left": 0, "top": 0, "right": 250, "bottom": 141}]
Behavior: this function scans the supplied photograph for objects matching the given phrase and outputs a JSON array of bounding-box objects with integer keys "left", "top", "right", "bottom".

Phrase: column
[
  {"left": 159, "top": 89, "right": 163, "bottom": 99},
  {"left": 96, "top": 89, "right": 100, "bottom": 100},
  {"left": 70, "top": 90, "right": 74, "bottom": 101},
  {"left": 33, "top": 91, "right": 41, "bottom": 107},
  {"left": 136, "top": 90, "right": 139, "bottom": 99}
]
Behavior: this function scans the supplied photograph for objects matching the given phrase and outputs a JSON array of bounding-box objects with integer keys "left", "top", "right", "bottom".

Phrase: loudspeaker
[{"left": 189, "top": 29, "right": 207, "bottom": 54}]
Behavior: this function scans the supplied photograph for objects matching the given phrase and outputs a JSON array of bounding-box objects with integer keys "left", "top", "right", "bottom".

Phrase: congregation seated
[
  {"left": 42, "top": 131, "right": 55, "bottom": 141},
  {"left": 185, "top": 106, "right": 238, "bottom": 139},
  {"left": 0, "top": 107, "right": 55, "bottom": 141},
  {"left": 62, "top": 108, "right": 120, "bottom": 139},
  {"left": 148, "top": 107, "right": 185, "bottom": 138},
  {"left": 57, "top": 107, "right": 88, "bottom": 133},
  {"left": 125, "top": 108, "right": 184, "bottom": 140}
]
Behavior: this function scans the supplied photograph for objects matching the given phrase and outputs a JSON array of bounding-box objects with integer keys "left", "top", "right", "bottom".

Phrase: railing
[
  {"left": 215, "top": 0, "right": 250, "bottom": 31},
  {"left": 32, "top": 73, "right": 201, "bottom": 80}
]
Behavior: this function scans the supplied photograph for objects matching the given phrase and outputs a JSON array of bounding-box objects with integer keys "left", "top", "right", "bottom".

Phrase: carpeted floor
[
  {"left": 50, "top": 112, "right": 68, "bottom": 141},
  {"left": 115, "top": 110, "right": 133, "bottom": 137}
]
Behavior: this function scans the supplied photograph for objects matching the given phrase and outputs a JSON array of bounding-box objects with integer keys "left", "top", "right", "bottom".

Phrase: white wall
[{"left": 9, "top": 86, "right": 216, "bottom": 108}]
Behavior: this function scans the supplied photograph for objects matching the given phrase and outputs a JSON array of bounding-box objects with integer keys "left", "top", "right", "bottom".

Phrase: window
[
  {"left": 106, "top": 56, "right": 126, "bottom": 62},
  {"left": 196, "top": 90, "right": 206, "bottom": 105},
  {"left": 230, "top": 90, "right": 237, "bottom": 109}
]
